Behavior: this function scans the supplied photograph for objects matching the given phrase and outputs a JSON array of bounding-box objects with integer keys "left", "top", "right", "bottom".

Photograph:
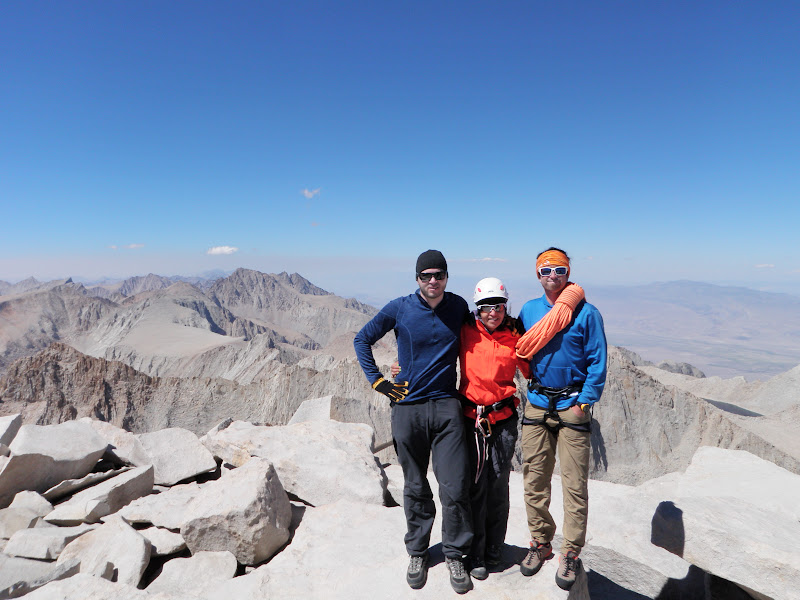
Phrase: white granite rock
[
  {"left": 0, "top": 507, "right": 39, "bottom": 541},
  {"left": 42, "top": 467, "right": 132, "bottom": 502},
  {"left": 146, "top": 550, "right": 238, "bottom": 595},
  {"left": 654, "top": 493, "right": 800, "bottom": 600},
  {"left": 44, "top": 465, "right": 154, "bottom": 525},
  {"left": 586, "top": 446, "right": 800, "bottom": 600},
  {"left": 672, "top": 446, "right": 800, "bottom": 520},
  {"left": 117, "top": 481, "right": 202, "bottom": 529},
  {"left": 139, "top": 526, "right": 186, "bottom": 556},
  {"left": 137, "top": 428, "right": 217, "bottom": 486},
  {"left": 8, "top": 491, "right": 53, "bottom": 516},
  {"left": 0, "top": 415, "right": 21, "bottom": 447},
  {"left": 0, "top": 557, "right": 80, "bottom": 600},
  {"left": 56, "top": 517, "right": 151, "bottom": 587},
  {"left": 78, "top": 417, "right": 151, "bottom": 466},
  {"left": 203, "top": 420, "right": 385, "bottom": 506},
  {"left": 21, "top": 572, "right": 198, "bottom": 599},
  {"left": 288, "top": 394, "right": 394, "bottom": 456},
  {"left": 0, "top": 421, "right": 109, "bottom": 507},
  {"left": 4, "top": 523, "right": 96, "bottom": 560},
  {"left": 0, "top": 554, "right": 58, "bottom": 596},
  {"left": 181, "top": 457, "right": 291, "bottom": 565}
]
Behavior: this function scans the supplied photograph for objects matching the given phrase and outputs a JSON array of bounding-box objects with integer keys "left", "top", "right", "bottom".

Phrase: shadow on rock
[
  {"left": 654, "top": 564, "right": 706, "bottom": 600},
  {"left": 590, "top": 418, "right": 609, "bottom": 474},
  {"left": 586, "top": 569, "right": 651, "bottom": 600},
  {"left": 650, "top": 501, "right": 685, "bottom": 558}
]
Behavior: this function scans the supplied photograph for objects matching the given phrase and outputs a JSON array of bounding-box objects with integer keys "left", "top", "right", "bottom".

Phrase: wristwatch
[{"left": 579, "top": 403, "right": 590, "bottom": 413}]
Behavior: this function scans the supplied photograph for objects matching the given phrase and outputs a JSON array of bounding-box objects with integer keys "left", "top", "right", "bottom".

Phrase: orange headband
[{"left": 536, "top": 250, "right": 570, "bottom": 272}]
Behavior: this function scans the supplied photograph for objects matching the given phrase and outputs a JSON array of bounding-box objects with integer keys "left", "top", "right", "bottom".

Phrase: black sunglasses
[{"left": 417, "top": 271, "right": 447, "bottom": 282}]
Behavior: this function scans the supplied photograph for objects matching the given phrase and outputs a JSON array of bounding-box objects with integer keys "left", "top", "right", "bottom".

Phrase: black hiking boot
[
  {"left": 406, "top": 553, "right": 429, "bottom": 589},
  {"left": 445, "top": 556, "right": 473, "bottom": 594}
]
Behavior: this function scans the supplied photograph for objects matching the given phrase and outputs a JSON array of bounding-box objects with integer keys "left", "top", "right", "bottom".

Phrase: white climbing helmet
[{"left": 473, "top": 277, "right": 509, "bottom": 305}]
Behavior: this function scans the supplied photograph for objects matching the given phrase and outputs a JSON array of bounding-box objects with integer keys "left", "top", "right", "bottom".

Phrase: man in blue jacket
[
  {"left": 354, "top": 249, "right": 473, "bottom": 594},
  {"left": 517, "top": 247, "right": 607, "bottom": 591}
]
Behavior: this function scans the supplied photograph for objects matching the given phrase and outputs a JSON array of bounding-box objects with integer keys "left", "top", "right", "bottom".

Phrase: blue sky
[{"left": 2, "top": 1, "right": 799, "bottom": 305}]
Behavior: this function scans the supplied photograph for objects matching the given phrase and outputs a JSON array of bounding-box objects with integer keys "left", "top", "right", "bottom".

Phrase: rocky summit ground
[{"left": 1, "top": 410, "right": 799, "bottom": 600}]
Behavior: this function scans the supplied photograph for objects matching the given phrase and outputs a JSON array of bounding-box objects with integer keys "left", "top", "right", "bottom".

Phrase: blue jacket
[
  {"left": 518, "top": 294, "right": 607, "bottom": 411},
  {"left": 354, "top": 290, "right": 469, "bottom": 403}
]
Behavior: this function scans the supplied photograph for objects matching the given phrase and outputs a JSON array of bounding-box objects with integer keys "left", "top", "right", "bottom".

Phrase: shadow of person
[
  {"left": 427, "top": 542, "right": 445, "bottom": 567},
  {"left": 590, "top": 417, "right": 608, "bottom": 473},
  {"left": 499, "top": 543, "right": 531, "bottom": 571},
  {"left": 650, "top": 500, "right": 685, "bottom": 558}
]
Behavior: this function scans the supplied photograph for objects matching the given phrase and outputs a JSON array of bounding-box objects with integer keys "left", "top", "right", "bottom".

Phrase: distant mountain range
[
  {"left": 588, "top": 281, "right": 800, "bottom": 380},
  {"left": 3, "top": 274, "right": 798, "bottom": 381}
]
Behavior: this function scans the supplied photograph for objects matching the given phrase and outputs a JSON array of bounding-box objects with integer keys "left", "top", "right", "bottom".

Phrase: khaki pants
[{"left": 521, "top": 403, "right": 591, "bottom": 555}]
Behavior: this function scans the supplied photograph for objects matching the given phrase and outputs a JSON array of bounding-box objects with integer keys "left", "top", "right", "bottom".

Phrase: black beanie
[{"left": 416, "top": 249, "right": 447, "bottom": 274}]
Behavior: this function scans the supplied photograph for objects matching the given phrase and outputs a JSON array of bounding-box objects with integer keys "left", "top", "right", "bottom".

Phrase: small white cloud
[
  {"left": 207, "top": 246, "right": 239, "bottom": 255},
  {"left": 302, "top": 188, "right": 321, "bottom": 199},
  {"left": 109, "top": 243, "right": 143, "bottom": 250},
  {"left": 755, "top": 264, "right": 775, "bottom": 269},
  {"left": 463, "top": 257, "right": 508, "bottom": 263}
]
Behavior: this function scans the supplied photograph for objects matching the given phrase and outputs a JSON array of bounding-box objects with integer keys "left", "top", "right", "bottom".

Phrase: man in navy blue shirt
[{"left": 354, "top": 249, "right": 473, "bottom": 594}]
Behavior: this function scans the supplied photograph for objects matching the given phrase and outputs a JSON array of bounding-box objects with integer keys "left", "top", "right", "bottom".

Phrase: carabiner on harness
[
  {"left": 472, "top": 407, "right": 492, "bottom": 484},
  {"left": 477, "top": 417, "right": 492, "bottom": 439}
]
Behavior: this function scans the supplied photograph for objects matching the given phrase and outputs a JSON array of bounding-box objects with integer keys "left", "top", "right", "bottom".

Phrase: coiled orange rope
[{"left": 515, "top": 283, "right": 585, "bottom": 359}]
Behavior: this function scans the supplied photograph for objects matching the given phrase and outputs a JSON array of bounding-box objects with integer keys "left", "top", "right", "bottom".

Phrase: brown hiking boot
[
  {"left": 555, "top": 550, "right": 581, "bottom": 590},
  {"left": 519, "top": 540, "right": 553, "bottom": 576}
]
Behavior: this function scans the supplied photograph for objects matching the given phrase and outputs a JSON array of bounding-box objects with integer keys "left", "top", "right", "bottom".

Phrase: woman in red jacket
[{"left": 459, "top": 277, "right": 530, "bottom": 580}]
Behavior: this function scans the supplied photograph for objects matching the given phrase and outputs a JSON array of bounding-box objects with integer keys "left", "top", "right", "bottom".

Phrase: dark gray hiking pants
[{"left": 392, "top": 396, "right": 473, "bottom": 558}]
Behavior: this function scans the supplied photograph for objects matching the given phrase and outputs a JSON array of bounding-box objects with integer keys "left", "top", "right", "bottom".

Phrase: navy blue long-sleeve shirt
[{"left": 354, "top": 290, "right": 469, "bottom": 403}]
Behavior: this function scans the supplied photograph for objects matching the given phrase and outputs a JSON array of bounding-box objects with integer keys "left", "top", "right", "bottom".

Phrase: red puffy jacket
[{"left": 459, "top": 315, "right": 531, "bottom": 424}]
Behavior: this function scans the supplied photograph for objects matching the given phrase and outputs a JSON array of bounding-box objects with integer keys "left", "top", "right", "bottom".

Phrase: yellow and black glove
[{"left": 372, "top": 377, "right": 409, "bottom": 402}]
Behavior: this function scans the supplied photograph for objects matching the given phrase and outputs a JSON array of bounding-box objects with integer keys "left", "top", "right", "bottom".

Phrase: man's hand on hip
[
  {"left": 373, "top": 377, "right": 409, "bottom": 402},
  {"left": 570, "top": 403, "right": 590, "bottom": 418}
]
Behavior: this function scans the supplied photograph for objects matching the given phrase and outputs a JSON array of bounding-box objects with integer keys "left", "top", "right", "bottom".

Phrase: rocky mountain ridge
[
  {"left": 2, "top": 342, "right": 798, "bottom": 487},
  {"left": 0, "top": 269, "right": 378, "bottom": 380}
]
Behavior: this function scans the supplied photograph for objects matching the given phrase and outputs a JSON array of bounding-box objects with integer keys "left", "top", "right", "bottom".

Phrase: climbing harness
[
  {"left": 470, "top": 396, "right": 516, "bottom": 483},
  {"left": 521, "top": 377, "right": 591, "bottom": 435}
]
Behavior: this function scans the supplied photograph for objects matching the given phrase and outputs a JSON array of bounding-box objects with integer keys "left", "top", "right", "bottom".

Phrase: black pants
[
  {"left": 392, "top": 396, "right": 474, "bottom": 558},
  {"left": 466, "top": 412, "right": 518, "bottom": 560}
]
